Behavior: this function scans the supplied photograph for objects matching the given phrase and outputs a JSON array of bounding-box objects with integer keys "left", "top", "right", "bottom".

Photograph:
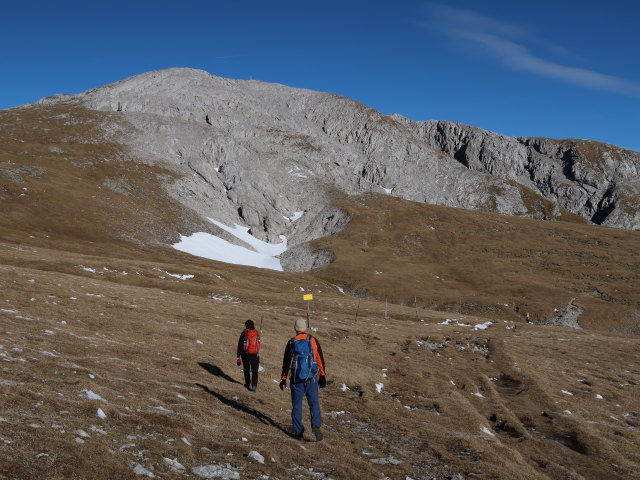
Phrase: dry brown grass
[
  {"left": 313, "top": 193, "right": 640, "bottom": 333},
  {"left": 1, "top": 246, "right": 639, "bottom": 480},
  {"left": 1, "top": 103, "right": 639, "bottom": 479}
]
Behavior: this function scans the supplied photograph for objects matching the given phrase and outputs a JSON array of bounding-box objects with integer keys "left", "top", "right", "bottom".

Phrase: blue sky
[{"left": 2, "top": 1, "right": 639, "bottom": 151}]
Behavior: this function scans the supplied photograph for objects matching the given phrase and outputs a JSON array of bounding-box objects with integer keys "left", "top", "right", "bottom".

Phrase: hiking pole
[
  {"left": 354, "top": 299, "right": 360, "bottom": 323},
  {"left": 259, "top": 312, "right": 264, "bottom": 334}
]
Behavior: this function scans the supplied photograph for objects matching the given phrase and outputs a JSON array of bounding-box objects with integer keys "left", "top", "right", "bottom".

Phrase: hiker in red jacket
[
  {"left": 237, "top": 320, "right": 260, "bottom": 392},
  {"left": 280, "top": 318, "right": 326, "bottom": 441}
]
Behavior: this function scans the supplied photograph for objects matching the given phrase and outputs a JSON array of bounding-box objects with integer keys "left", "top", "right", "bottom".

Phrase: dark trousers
[
  {"left": 241, "top": 353, "right": 259, "bottom": 388},
  {"left": 290, "top": 377, "right": 322, "bottom": 436}
]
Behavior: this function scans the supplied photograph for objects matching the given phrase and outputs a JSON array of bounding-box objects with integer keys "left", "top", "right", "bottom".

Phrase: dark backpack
[
  {"left": 290, "top": 335, "right": 318, "bottom": 382},
  {"left": 243, "top": 329, "right": 261, "bottom": 354}
]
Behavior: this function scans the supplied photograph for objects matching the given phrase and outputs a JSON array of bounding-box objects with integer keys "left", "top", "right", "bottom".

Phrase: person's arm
[
  {"left": 280, "top": 339, "right": 292, "bottom": 380},
  {"left": 236, "top": 331, "right": 245, "bottom": 357},
  {"left": 312, "top": 337, "right": 326, "bottom": 376}
]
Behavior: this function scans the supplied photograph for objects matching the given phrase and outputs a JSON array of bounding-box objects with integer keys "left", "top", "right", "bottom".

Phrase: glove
[
  {"left": 236, "top": 357, "right": 242, "bottom": 366},
  {"left": 318, "top": 376, "right": 326, "bottom": 388},
  {"left": 279, "top": 379, "right": 287, "bottom": 391}
]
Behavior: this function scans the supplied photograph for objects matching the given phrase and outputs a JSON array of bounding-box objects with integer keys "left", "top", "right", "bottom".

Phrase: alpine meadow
[{"left": 1, "top": 68, "right": 639, "bottom": 480}]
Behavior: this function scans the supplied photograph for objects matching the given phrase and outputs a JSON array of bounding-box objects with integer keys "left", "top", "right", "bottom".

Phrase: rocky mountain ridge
[
  {"left": 398, "top": 117, "right": 640, "bottom": 229},
  {"left": 36, "top": 68, "right": 640, "bottom": 268}
]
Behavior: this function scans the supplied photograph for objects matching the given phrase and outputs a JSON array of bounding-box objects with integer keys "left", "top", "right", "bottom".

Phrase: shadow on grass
[
  {"left": 198, "top": 362, "right": 241, "bottom": 385},
  {"left": 195, "top": 383, "right": 293, "bottom": 437}
]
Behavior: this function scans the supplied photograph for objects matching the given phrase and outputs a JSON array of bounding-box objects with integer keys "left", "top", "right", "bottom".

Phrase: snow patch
[
  {"left": 151, "top": 406, "right": 173, "bottom": 413},
  {"left": 286, "top": 211, "right": 304, "bottom": 222},
  {"left": 438, "top": 318, "right": 471, "bottom": 327},
  {"left": 164, "top": 271, "right": 195, "bottom": 280},
  {"left": 173, "top": 218, "right": 286, "bottom": 271},
  {"left": 80, "top": 389, "right": 106, "bottom": 401},
  {"left": 474, "top": 321, "right": 493, "bottom": 330}
]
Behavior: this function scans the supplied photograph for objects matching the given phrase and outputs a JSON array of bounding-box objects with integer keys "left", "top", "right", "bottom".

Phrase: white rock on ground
[
  {"left": 191, "top": 464, "right": 240, "bottom": 479},
  {"left": 247, "top": 450, "right": 265, "bottom": 464},
  {"left": 163, "top": 457, "right": 186, "bottom": 473},
  {"left": 370, "top": 456, "right": 403, "bottom": 465},
  {"left": 130, "top": 462, "right": 155, "bottom": 478}
]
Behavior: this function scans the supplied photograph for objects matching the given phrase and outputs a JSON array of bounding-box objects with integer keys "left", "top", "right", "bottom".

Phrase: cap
[{"left": 294, "top": 318, "right": 307, "bottom": 331}]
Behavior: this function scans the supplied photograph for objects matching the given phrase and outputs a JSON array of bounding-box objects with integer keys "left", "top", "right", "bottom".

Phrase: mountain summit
[{"left": 38, "top": 68, "right": 639, "bottom": 263}]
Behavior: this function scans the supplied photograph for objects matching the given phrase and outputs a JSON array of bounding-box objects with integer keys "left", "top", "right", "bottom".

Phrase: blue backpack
[{"left": 290, "top": 335, "right": 318, "bottom": 383}]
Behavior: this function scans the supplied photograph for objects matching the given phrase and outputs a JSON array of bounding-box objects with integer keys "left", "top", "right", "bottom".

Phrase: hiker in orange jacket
[
  {"left": 237, "top": 319, "right": 260, "bottom": 392},
  {"left": 279, "top": 318, "right": 326, "bottom": 441}
]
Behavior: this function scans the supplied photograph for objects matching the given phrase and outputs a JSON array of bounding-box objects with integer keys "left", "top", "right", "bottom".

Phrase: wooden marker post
[{"left": 303, "top": 293, "right": 313, "bottom": 329}]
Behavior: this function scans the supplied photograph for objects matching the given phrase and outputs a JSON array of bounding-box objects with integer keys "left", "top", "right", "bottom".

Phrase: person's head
[
  {"left": 245, "top": 319, "right": 255, "bottom": 330},
  {"left": 294, "top": 318, "right": 307, "bottom": 332}
]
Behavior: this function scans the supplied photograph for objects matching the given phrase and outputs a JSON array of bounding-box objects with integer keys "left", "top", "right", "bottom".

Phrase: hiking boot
[
  {"left": 244, "top": 383, "right": 250, "bottom": 390},
  {"left": 294, "top": 432, "right": 304, "bottom": 441},
  {"left": 250, "top": 386, "right": 257, "bottom": 393},
  {"left": 312, "top": 426, "right": 323, "bottom": 442}
]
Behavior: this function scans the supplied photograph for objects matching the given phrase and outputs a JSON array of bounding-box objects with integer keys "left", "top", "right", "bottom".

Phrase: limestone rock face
[
  {"left": 38, "top": 68, "right": 639, "bottom": 270},
  {"left": 395, "top": 118, "right": 640, "bottom": 229}
]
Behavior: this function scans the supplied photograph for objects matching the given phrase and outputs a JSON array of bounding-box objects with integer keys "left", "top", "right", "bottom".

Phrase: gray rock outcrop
[
  {"left": 395, "top": 118, "right": 640, "bottom": 229},
  {"left": 35, "top": 68, "right": 640, "bottom": 270},
  {"left": 539, "top": 298, "right": 583, "bottom": 329}
]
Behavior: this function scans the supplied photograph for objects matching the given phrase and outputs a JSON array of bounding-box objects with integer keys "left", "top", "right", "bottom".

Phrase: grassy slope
[
  {"left": 314, "top": 193, "right": 640, "bottom": 333},
  {"left": 1, "top": 242, "right": 639, "bottom": 480},
  {"left": 1, "top": 104, "right": 639, "bottom": 479}
]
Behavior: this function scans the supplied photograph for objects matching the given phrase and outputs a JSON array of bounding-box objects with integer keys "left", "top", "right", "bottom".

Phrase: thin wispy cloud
[{"left": 424, "top": 4, "right": 640, "bottom": 98}]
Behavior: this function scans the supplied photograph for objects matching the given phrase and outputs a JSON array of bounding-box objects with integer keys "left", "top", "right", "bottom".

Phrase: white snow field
[{"left": 172, "top": 218, "right": 287, "bottom": 271}]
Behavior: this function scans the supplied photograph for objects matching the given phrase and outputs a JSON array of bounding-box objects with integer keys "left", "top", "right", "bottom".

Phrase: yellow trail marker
[{"left": 302, "top": 294, "right": 313, "bottom": 329}]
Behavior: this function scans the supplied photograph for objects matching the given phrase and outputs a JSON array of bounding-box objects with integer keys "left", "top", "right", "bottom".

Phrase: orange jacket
[{"left": 280, "top": 332, "right": 325, "bottom": 380}]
